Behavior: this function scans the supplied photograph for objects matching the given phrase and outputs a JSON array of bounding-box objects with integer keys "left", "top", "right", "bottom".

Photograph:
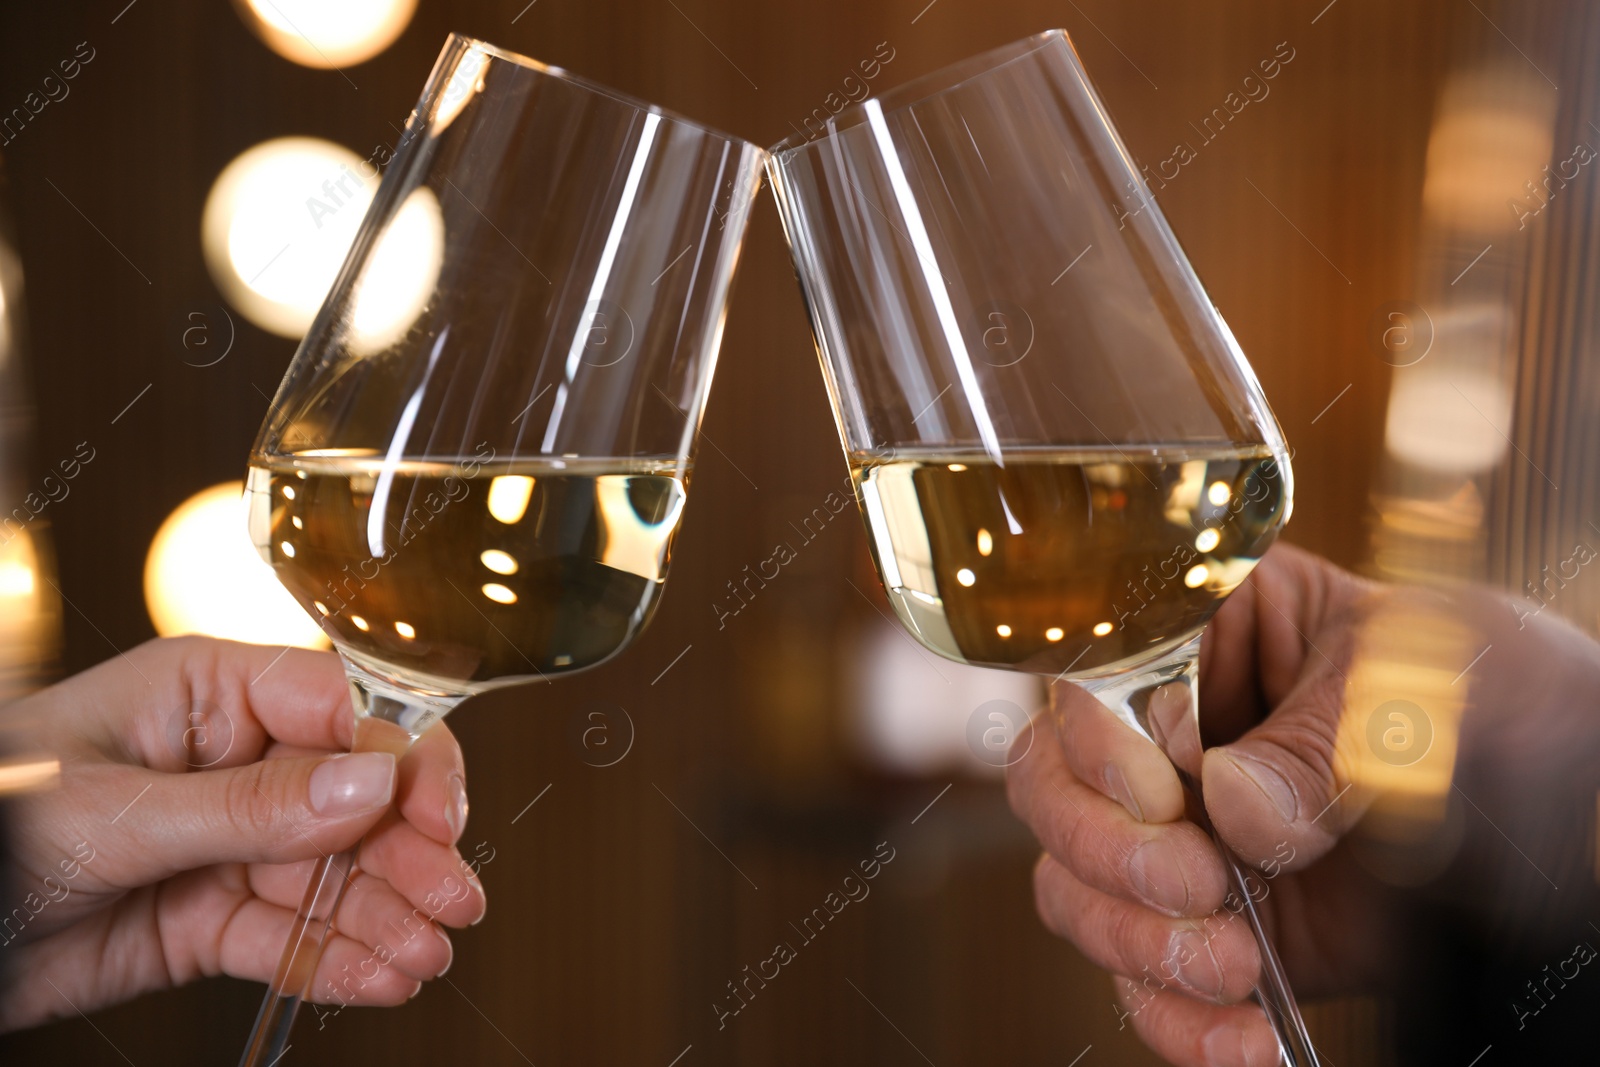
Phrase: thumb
[
  {"left": 1200, "top": 663, "right": 1358, "bottom": 869},
  {"left": 105, "top": 752, "right": 396, "bottom": 883}
]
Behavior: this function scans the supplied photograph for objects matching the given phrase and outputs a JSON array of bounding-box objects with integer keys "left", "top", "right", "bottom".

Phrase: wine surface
[
  {"left": 850, "top": 444, "right": 1287, "bottom": 677},
  {"left": 247, "top": 452, "right": 687, "bottom": 692}
]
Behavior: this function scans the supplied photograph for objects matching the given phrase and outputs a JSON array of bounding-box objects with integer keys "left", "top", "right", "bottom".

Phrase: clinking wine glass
[
  {"left": 767, "top": 31, "right": 1314, "bottom": 1065},
  {"left": 238, "top": 34, "right": 764, "bottom": 1066}
]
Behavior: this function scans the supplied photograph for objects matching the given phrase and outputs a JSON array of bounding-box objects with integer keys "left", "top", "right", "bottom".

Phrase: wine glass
[
  {"left": 766, "top": 30, "right": 1313, "bottom": 1065},
  {"left": 237, "top": 34, "right": 764, "bottom": 1065}
]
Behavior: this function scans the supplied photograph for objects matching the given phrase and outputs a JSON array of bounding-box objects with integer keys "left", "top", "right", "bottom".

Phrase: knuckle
[
  {"left": 1004, "top": 757, "right": 1032, "bottom": 819},
  {"left": 1058, "top": 797, "right": 1105, "bottom": 871},
  {"left": 222, "top": 760, "right": 285, "bottom": 842},
  {"left": 1058, "top": 721, "right": 1095, "bottom": 779},
  {"left": 1268, "top": 713, "right": 1339, "bottom": 794},
  {"left": 160, "top": 633, "right": 213, "bottom": 667},
  {"left": 1031, "top": 856, "right": 1074, "bottom": 941},
  {"left": 1103, "top": 899, "right": 1150, "bottom": 975}
]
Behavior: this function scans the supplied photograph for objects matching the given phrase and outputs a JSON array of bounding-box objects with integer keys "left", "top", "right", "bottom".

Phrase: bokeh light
[
  {"left": 345, "top": 186, "right": 445, "bottom": 354},
  {"left": 201, "top": 137, "right": 375, "bottom": 338},
  {"left": 145, "top": 481, "right": 328, "bottom": 649},
  {"left": 0, "top": 528, "right": 61, "bottom": 700},
  {"left": 1385, "top": 366, "right": 1511, "bottom": 473},
  {"left": 235, "top": 0, "right": 416, "bottom": 69},
  {"left": 848, "top": 618, "right": 1042, "bottom": 777},
  {"left": 1421, "top": 66, "right": 1555, "bottom": 233}
]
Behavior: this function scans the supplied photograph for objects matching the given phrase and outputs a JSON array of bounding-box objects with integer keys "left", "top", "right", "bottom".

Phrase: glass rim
[
  {"left": 450, "top": 33, "right": 765, "bottom": 154},
  {"left": 767, "top": 29, "right": 1069, "bottom": 159}
]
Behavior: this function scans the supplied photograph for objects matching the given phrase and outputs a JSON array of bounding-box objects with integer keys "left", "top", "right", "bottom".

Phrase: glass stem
[
  {"left": 237, "top": 664, "right": 460, "bottom": 1067},
  {"left": 1078, "top": 635, "right": 1321, "bottom": 1067}
]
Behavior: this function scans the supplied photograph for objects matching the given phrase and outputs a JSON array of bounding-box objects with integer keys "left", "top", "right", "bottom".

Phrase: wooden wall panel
[{"left": 0, "top": 1, "right": 1530, "bottom": 1064}]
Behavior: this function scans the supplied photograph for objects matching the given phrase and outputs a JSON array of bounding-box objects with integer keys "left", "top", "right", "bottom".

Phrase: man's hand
[{"left": 1007, "top": 544, "right": 1401, "bottom": 1064}]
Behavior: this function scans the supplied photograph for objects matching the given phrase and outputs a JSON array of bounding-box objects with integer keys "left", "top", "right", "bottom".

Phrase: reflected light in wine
[
  {"left": 850, "top": 444, "right": 1286, "bottom": 677},
  {"left": 247, "top": 452, "right": 687, "bottom": 692}
]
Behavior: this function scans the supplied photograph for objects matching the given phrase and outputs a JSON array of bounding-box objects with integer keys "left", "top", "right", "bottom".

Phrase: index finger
[
  {"left": 69, "top": 637, "right": 355, "bottom": 771},
  {"left": 1199, "top": 543, "right": 1367, "bottom": 747}
]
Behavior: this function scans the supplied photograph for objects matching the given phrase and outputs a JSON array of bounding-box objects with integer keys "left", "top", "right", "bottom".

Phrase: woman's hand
[{"left": 0, "top": 636, "right": 484, "bottom": 1033}]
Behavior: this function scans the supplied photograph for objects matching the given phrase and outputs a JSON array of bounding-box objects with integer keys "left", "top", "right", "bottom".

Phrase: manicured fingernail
[
  {"left": 1226, "top": 752, "right": 1298, "bottom": 822},
  {"left": 1168, "top": 929, "right": 1224, "bottom": 999},
  {"left": 1128, "top": 840, "right": 1190, "bottom": 914},
  {"left": 1104, "top": 763, "right": 1145, "bottom": 821},
  {"left": 437, "top": 927, "right": 454, "bottom": 976},
  {"left": 310, "top": 752, "right": 396, "bottom": 816},
  {"left": 444, "top": 773, "right": 468, "bottom": 841},
  {"left": 1202, "top": 1024, "right": 1250, "bottom": 1066}
]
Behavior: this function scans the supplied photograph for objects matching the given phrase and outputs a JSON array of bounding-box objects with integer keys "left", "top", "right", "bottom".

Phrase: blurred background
[{"left": 0, "top": 0, "right": 1596, "bottom": 1063}]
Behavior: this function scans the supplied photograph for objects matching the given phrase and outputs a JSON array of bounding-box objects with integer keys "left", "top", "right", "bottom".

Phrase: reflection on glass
[
  {"left": 487, "top": 474, "right": 534, "bottom": 524},
  {"left": 430, "top": 43, "right": 489, "bottom": 131},
  {"left": 345, "top": 186, "right": 445, "bottom": 353}
]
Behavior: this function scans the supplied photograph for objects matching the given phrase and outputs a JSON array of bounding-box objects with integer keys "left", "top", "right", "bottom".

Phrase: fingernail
[
  {"left": 1226, "top": 752, "right": 1298, "bottom": 822},
  {"left": 1167, "top": 929, "right": 1224, "bottom": 999},
  {"left": 436, "top": 927, "right": 454, "bottom": 976},
  {"left": 310, "top": 752, "right": 396, "bottom": 816},
  {"left": 1128, "top": 840, "right": 1190, "bottom": 914},
  {"left": 444, "top": 773, "right": 468, "bottom": 841},
  {"left": 1103, "top": 764, "right": 1145, "bottom": 821},
  {"left": 1202, "top": 1024, "right": 1250, "bottom": 1067}
]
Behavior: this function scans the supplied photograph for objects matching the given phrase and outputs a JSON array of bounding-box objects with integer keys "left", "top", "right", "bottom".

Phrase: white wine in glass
[
  {"left": 850, "top": 444, "right": 1285, "bottom": 675},
  {"left": 247, "top": 454, "right": 689, "bottom": 691},
  {"left": 768, "top": 30, "right": 1314, "bottom": 1065},
  {"left": 236, "top": 33, "right": 763, "bottom": 1067}
]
